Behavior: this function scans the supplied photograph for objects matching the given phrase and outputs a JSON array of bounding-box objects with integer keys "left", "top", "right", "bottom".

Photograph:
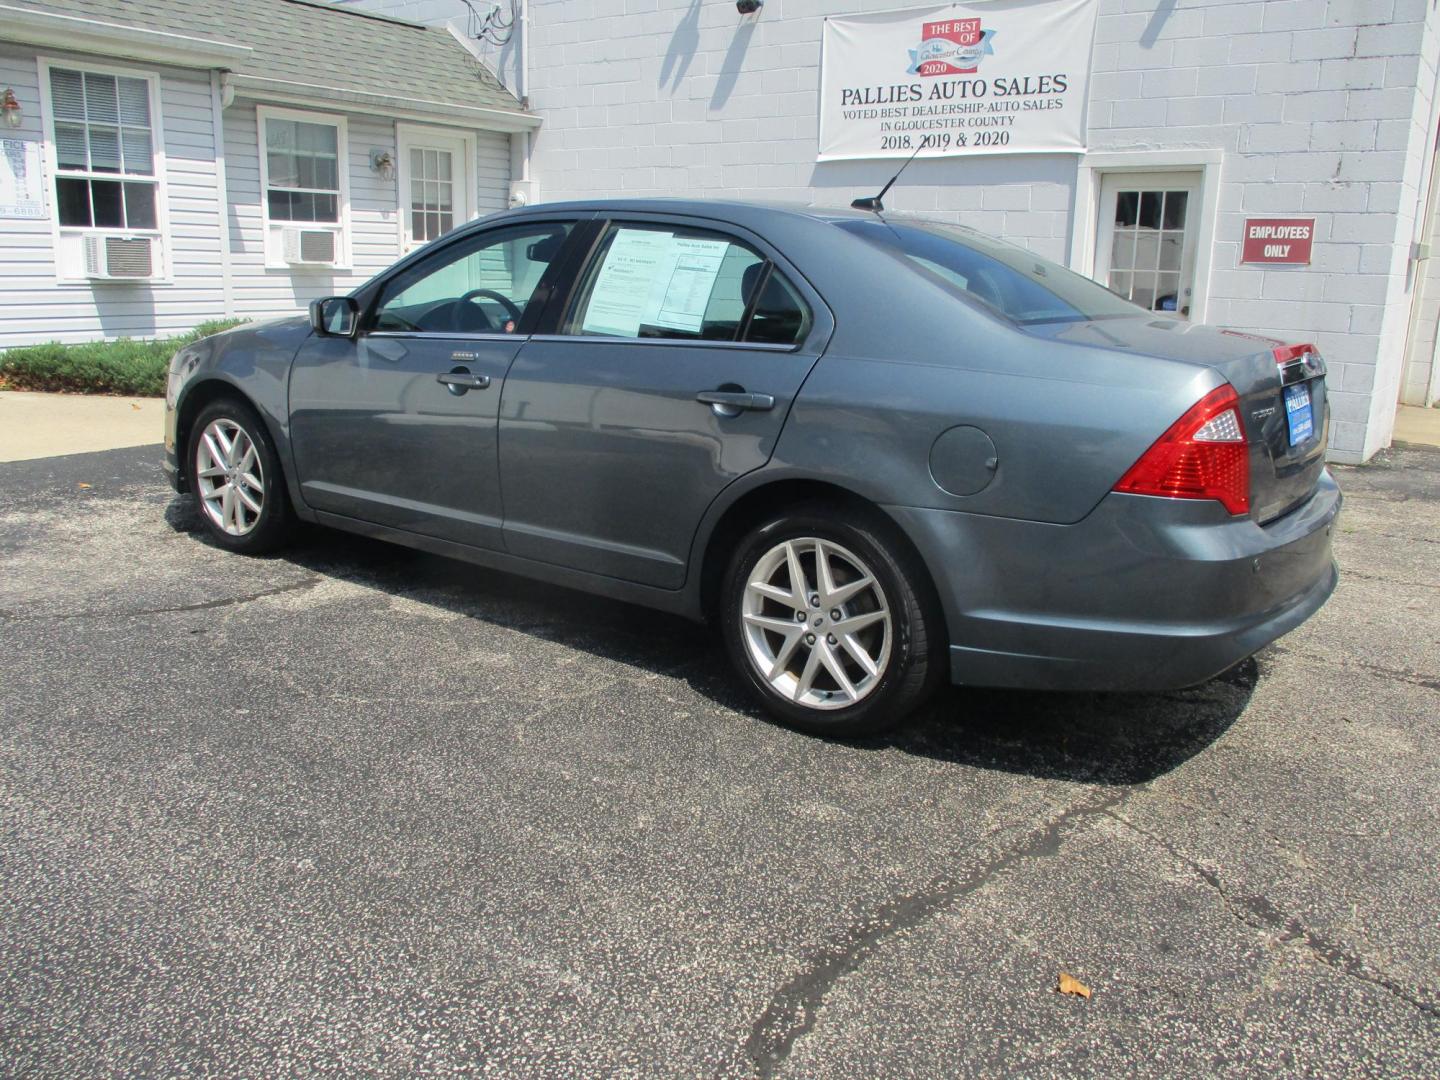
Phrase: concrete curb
[{"left": 0, "top": 390, "right": 165, "bottom": 464}]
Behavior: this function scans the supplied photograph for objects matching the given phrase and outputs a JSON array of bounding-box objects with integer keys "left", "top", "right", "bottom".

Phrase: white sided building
[
  {"left": 347, "top": 0, "right": 1440, "bottom": 464},
  {"left": 0, "top": 0, "right": 537, "bottom": 349}
]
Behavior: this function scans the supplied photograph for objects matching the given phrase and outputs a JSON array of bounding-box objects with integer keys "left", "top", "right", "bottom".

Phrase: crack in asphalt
[
  {"left": 1266, "top": 644, "right": 1440, "bottom": 693},
  {"left": 1104, "top": 811, "right": 1440, "bottom": 1022},
  {"left": 0, "top": 577, "right": 322, "bottom": 621},
  {"left": 1337, "top": 568, "right": 1440, "bottom": 592},
  {"left": 739, "top": 787, "right": 1133, "bottom": 1078},
  {"left": 1358, "top": 531, "right": 1440, "bottom": 546}
]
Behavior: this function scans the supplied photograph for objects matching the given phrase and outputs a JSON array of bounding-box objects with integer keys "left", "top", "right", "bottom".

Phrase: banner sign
[
  {"left": 0, "top": 139, "right": 46, "bottom": 219},
  {"left": 1242, "top": 219, "right": 1315, "bottom": 264},
  {"left": 818, "top": 0, "right": 1099, "bottom": 162}
]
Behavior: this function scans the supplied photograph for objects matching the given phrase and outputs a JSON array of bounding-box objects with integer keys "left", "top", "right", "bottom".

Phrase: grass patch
[{"left": 0, "top": 319, "right": 248, "bottom": 397}]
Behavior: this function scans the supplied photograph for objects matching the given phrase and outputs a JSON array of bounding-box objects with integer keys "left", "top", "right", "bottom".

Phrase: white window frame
[
  {"left": 256, "top": 104, "right": 351, "bottom": 271},
  {"left": 1070, "top": 149, "right": 1223, "bottom": 324},
  {"left": 396, "top": 123, "right": 477, "bottom": 254},
  {"left": 1093, "top": 172, "right": 1202, "bottom": 319},
  {"left": 37, "top": 55, "right": 173, "bottom": 285}
]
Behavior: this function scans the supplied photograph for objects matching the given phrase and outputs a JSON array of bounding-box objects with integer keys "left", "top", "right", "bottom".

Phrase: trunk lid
[{"left": 1028, "top": 317, "right": 1330, "bottom": 523}]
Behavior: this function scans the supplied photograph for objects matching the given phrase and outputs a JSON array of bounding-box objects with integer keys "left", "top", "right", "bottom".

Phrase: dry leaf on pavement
[{"left": 1057, "top": 972, "right": 1091, "bottom": 998}]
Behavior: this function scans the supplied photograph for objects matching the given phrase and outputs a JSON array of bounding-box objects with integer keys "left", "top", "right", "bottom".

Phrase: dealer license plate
[{"left": 1284, "top": 382, "right": 1314, "bottom": 446}]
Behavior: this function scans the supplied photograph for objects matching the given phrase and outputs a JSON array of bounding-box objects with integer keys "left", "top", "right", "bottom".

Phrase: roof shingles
[{"left": 10, "top": 0, "right": 523, "bottom": 113}]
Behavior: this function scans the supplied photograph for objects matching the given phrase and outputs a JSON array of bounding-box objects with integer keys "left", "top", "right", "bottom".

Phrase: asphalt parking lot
[{"left": 2, "top": 443, "right": 1437, "bottom": 1078}]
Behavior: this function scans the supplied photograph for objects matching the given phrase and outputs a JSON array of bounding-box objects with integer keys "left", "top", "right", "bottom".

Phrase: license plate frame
[{"left": 1284, "top": 382, "right": 1314, "bottom": 446}]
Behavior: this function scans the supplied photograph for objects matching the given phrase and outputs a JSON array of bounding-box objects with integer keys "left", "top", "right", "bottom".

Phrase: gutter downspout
[
  {"left": 209, "top": 69, "right": 235, "bottom": 320},
  {"left": 518, "top": 0, "right": 531, "bottom": 193}
]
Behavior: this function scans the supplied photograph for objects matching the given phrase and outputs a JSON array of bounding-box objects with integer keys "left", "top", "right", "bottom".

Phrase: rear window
[{"left": 838, "top": 218, "right": 1143, "bottom": 326}]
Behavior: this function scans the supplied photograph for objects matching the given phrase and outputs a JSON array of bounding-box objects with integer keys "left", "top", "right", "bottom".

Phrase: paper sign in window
[
  {"left": 582, "top": 229, "right": 676, "bottom": 337},
  {"left": 583, "top": 229, "right": 732, "bottom": 337},
  {"left": 653, "top": 238, "right": 730, "bottom": 333}
]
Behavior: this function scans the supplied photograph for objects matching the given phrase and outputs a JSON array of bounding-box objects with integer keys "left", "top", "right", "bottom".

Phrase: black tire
[
  {"left": 720, "top": 502, "right": 942, "bottom": 737},
  {"left": 186, "top": 397, "right": 293, "bottom": 554}
]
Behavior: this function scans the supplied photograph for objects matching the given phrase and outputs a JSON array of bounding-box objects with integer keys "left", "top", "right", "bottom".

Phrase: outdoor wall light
[
  {"left": 370, "top": 148, "right": 395, "bottom": 180},
  {"left": 736, "top": 0, "right": 762, "bottom": 14},
  {"left": 1, "top": 89, "right": 22, "bottom": 129}
]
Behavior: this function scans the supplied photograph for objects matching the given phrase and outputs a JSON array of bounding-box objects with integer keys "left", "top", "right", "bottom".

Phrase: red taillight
[{"left": 1113, "top": 384, "right": 1250, "bottom": 515}]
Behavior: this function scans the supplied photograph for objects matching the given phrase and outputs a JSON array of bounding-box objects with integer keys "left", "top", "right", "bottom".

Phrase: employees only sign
[
  {"left": 818, "top": 0, "right": 1099, "bottom": 161},
  {"left": 1242, "top": 219, "right": 1315, "bottom": 264}
]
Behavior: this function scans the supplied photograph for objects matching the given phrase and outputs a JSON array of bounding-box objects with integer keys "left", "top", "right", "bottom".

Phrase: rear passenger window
[{"left": 565, "top": 224, "right": 810, "bottom": 346}]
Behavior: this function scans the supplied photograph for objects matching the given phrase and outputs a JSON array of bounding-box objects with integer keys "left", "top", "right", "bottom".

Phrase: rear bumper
[{"left": 886, "top": 471, "right": 1342, "bottom": 692}]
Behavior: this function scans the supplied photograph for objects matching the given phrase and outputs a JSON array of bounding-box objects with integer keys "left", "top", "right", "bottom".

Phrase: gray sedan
[{"left": 163, "top": 200, "right": 1339, "bottom": 735}]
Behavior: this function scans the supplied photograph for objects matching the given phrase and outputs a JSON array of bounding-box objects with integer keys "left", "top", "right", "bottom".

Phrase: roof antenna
[{"left": 851, "top": 135, "right": 933, "bottom": 213}]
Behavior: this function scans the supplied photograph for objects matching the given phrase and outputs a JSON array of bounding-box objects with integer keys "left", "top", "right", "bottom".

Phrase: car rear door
[
  {"left": 497, "top": 215, "right": 833, "bottom": 589},
  {"left": 288, "top": 215, "right": 582, "bottom": 550}
]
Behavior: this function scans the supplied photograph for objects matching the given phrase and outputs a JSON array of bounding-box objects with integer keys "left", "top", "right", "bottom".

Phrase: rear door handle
[
  {"left": 696, "top": 390, "right": 775, "bottom": 412},
  {"left": 437, "top": 371, "right": 491, "bottom": 390}
]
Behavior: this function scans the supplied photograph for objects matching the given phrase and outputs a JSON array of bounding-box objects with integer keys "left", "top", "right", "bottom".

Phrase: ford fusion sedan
[{"left": 164, "top": 200, "right": 1339, "bottom": 735}]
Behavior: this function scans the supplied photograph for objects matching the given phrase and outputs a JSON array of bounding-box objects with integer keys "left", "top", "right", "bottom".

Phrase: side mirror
[{"left": 309, "top": 296, "right": 358, "bottom": 337}]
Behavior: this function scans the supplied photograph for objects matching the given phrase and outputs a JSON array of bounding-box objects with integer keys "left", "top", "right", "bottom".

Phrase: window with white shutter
[{"left": 48, "top": 66, "right": 160, "bottom": 232}]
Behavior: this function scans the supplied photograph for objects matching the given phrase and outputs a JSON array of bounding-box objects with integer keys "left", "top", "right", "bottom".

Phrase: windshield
[{"left": 838, "top": 218, "right": 1144, "bottom": 325}]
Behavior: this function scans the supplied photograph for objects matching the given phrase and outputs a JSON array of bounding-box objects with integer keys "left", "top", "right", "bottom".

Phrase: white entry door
[
  {"left": 1094, "top": 171, "right": 1201, "bottom": 319},
  {"left": 397, "top": 126, "right": 473, "bottom": 253}
]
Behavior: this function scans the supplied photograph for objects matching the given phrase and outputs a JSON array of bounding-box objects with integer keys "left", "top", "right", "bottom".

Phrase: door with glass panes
[
  {"left": 1094, "top": 172, "right": 1201, "bottom": 319},
  {"left": 398, "top": 126, "right": 472, "bottom": 254}
]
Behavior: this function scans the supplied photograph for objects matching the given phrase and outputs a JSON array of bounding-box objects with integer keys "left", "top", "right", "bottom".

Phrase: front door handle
[
  {"left": 696, "top": 390, "right": 775, "bottom": 413},
  {"left": 437, "top": 370, "right": 491, "bottom": 394}
]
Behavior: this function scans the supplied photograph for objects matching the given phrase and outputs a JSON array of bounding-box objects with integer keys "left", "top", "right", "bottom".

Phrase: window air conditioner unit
[
  {"left": 82, "top": 234, "right": 155, "bottom": 280},
  {"left": 282, "top": 227, "right": 338, "bottom": 266}
]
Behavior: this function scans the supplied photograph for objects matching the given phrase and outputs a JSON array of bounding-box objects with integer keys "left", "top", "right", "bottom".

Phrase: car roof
[{"left": 493, "top": 198, "right": 884, "bottom": 230}]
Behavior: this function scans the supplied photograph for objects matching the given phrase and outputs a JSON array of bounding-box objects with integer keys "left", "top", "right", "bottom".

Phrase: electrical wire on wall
[
  {"left": 460, "top": 0, "right": 516, "bottom": 47},
  {"left": 455, "top": 1, "right": 520, "bottom": 98}
]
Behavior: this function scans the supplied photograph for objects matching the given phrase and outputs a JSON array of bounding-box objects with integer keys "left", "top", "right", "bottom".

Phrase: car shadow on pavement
[
  {"left": 167, "top": 498, "right": 1255, "bottom": 787},
  {"left": 899, "top": 664, "right": 1256, "bottom": 785}
]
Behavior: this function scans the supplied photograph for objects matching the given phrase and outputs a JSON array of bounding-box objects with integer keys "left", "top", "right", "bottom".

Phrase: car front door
[
  {"left": 289, "top": 217, "right": 580, "bottom": 550},
  {"left": 497, "top": 216, "right": 832, "bottom": 588}
]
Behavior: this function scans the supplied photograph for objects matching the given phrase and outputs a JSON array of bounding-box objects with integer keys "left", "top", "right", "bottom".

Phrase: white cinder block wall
[
  {"left": 1087, "top": 0, "right": 1440, "bottom": 461},
  {"left": 506, "top": 0, "right": 1440, "bottom": 464}
]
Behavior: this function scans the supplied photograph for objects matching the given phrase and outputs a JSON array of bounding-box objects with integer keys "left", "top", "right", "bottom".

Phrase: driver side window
[{"left": 371, "top": 222, "right": 573, "bottom": 335}]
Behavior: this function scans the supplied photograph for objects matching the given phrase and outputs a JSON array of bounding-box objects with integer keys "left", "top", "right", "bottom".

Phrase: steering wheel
[{"left": 453, "top": 289, "right": 523, "bottom": 332}]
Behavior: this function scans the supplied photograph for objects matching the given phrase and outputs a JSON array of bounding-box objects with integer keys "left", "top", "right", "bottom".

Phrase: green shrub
[{"left": 0, "top": 319, "right": 249, "bottom": 397}]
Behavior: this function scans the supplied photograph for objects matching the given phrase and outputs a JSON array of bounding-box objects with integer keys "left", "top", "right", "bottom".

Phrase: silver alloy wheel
[
  {"left": 741, "top": 537, "right": 893, "bottom": 710},
  {"left": 194, "top": 417, "right": 264, "bottom": 537}
]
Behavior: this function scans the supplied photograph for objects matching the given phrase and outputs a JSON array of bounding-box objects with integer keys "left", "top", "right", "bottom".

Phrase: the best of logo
[{"left": 907, "top": 18, "right": 997, "bottom": 76}]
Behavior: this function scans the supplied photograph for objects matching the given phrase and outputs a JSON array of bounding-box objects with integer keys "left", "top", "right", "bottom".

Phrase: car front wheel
[
  {"left": 721, "top": 505, "right": 940, "bottom": 736},
  {"left": 187, "top": 398, "right": 292, "bottom": 554}
]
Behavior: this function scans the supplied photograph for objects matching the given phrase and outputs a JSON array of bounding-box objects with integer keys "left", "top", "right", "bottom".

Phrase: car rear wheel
[
  {"left": 187, "top": 398, "right": 292, "bottom": 554},
  {"left": 721, "top": 505, "right": 940, "bottom": 736}
]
